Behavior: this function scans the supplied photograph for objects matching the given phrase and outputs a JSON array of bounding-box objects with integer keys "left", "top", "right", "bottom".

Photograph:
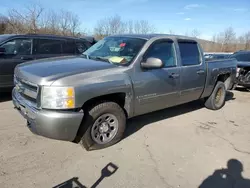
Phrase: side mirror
[
  {"left": 0, "top": 47, "right": 6, "bottom": 55},
  {"left": 141, "top": 57, "right": 163, "bottom": 69}
]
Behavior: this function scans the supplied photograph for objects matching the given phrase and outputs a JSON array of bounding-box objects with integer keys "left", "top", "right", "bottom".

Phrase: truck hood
[
  {"left": 15, "top": 56, "right": 118, "bottom": 85},
  {"left": 237, "top": 61, "right": 250, "bottom": 68}
]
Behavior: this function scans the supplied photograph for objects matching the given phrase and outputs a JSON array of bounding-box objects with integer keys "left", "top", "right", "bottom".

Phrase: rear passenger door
[
  {"left": 33, "top": 38, "right": 64, "bottom": 59},
  {"left": 178, "top": 40, "right": 206, "bottom": 104}
]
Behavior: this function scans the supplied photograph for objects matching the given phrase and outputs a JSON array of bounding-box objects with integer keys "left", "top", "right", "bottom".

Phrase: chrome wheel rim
[
  {"left": 215, "top": 88, "right": 222, "bottom": 104},
  {"left": 91, "top": 113, "right": 119, "bottom": 144}
]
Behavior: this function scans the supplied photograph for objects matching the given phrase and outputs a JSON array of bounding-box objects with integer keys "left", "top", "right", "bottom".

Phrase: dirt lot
[{"left": 0, "top": 89, "right": 250, "bottom": 188}]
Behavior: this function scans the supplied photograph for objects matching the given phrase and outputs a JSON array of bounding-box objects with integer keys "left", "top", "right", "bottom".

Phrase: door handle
[
  {"left": 197, "top": 70, "right": 205, "bottom": 75},
  {"left": 169, "top": 73, "right": 180, "bottom": 79}
]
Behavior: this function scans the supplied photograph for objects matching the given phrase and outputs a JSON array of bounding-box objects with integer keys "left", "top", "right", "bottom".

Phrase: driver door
[
  {"left": 132, "top": 39, "right": 181, "bottom": 116},
  {"left": 0, "top": 38, "right": 33, "bottom": 87}
]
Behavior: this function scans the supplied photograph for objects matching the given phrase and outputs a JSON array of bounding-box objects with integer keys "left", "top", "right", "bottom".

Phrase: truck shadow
[
  {"left": 124, "top": 91, "right": 235, "bottom": 139},
  {"left": 52, "top": 162, "right": 118, "bottom": 188},
  {"left": 0, "top": 91, "right": 12, "bottom": 103}
]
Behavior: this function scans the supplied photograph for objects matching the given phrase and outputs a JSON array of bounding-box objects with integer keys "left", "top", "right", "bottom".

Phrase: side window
[
  {"left": 75, "top": 41, "right": 87, "bottom": 54},
  {"left": 0, "top": 38, "right": 32, "bottom": 55},
  {"left": 178, "top": 41, "right": 201, "bottom": 66},
  {"left": 144, "top": 40, "right": 176, "bottom": 68},
  {"left": 36, "top": 39, "right": 63, "bottom": 54},
  {"left": 62, "top": 40, "right": 76, "bottom": 54}
]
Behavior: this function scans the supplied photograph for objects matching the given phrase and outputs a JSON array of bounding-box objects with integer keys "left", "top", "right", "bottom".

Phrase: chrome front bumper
[{"left": 12, "top": 88, "right": 84, "bottom": 141}]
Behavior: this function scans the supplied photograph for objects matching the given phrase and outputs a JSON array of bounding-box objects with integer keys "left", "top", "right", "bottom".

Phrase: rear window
[{"left": 178, "top": 41, "right": 201, "bottom": 66}]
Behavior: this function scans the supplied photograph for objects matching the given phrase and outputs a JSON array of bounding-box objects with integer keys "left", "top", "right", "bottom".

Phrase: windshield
[
  {"left": 232, "top": 53, "right": 250, "bottom": 62},
  {"left": 82, "top": 37, "right": 146, "bottom": 65}
]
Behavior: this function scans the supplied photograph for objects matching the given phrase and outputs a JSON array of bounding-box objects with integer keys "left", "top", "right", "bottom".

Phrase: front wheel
[
  {"left": 79, "top": 101, "right": 126, "bottom": 151},
  {"left": 204, "top": 81, "right": 226, "bottom": 110}
]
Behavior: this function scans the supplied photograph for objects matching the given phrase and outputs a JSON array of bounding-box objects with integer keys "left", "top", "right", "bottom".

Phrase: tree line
[{"left": 0, "top": 4, "right": 249, "bottom": 52}]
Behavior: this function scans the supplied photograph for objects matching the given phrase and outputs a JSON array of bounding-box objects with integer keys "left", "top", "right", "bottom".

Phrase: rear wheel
[
  {"left": 79, "top": 101, "right": 126, "bottom": 151},
  {"left": 204, "top": 81, "right": 226, "bottom": 110}
]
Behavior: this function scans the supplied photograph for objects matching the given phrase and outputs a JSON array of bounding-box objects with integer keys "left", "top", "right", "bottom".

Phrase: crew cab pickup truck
[{"left": 12, "top": 34, "right": 237, "bottom": 151}]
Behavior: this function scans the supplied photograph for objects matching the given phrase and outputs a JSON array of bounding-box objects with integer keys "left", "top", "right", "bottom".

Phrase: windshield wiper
[{"left": 89, "top": 56, "right": 113, "bottom": 64}]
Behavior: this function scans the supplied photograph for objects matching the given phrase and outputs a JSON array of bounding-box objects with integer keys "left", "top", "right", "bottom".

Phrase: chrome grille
[{"left": 14, "top": 75, "right": 38, "bottom": 104}]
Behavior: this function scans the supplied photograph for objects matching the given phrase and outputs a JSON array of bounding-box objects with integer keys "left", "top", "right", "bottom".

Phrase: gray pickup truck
[{"left": 12, "top": 34, "right": 237, "bottom": 151}]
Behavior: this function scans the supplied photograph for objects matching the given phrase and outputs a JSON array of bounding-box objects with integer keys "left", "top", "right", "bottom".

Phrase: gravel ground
[{"left": 0, "top": 89, "right": 250, "bottom": 188}]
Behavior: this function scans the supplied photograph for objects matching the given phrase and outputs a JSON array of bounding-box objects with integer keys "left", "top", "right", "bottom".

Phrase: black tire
[
  {"left": 79, "top": 101, "right": 126, "bottom": 151},
  {"left": 204, "top": 81, "right": 226, "bottom": 110}
]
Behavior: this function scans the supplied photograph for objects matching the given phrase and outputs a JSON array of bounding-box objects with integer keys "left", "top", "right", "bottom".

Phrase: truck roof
[{"left": 109, "top": 34, "right": 198, "bottom": 41}]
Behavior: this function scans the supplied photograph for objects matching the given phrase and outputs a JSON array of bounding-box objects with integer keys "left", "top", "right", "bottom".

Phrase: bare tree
[
  {"left": 94, "top": 15, "right": 127, "bottom": 38},
  {"left": 40, "top": 10, "right": 60, "bottom": 34},
  {"left": 190, "top": 29, "right": 201, "bottom": 38},
  {"left": 94, "top": 15, "right": 155, "bottom": 38},
  {"left": 26, "top": 4, "right": 44, "bottom": 33},
  {"left": 0, "top": 2, "right": 83, "bottom": 37},
  {"left": 127, "top": 20, "right": 134, "bottom": 34},
  {"left": 133, "top": 20, "right": 155, "bottom": 34},
  {"left": 57, "top": 10, "right": 80, "bottom": 36},
  {"left": 5, "top": 4, "right": 44, "bottom": 33},
  {"left": 0, "top": 15, "right": 8, "bottom": 34},
  {"left": 219, "top": 27, "right": 236, "bottom": 52},
  {"left": 69, "top": 12, "right": 80, "bottom": 36},
  {"left": 243, "top": 31, "right": 250, "bottom": 50},
  {"left": 94, "top": 18, "right": 111, "bottom": 38},
  {"left": 188, "top": 28, "right": 249, "bottom": 52}
]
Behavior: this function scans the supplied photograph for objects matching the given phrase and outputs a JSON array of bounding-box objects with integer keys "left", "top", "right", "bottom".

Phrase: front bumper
[{"left": 12, "top": 88, "right": 84, "bottom": 141}]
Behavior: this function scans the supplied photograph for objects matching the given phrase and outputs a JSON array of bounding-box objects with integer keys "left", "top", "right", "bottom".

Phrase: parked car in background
[
  {"left": 230, "top": 50, "right": 250, "bottom": 90},
  {"left": 0, "top": 34, "right": 94, "bottom": 90},
  {"left": 12, "top": 34, "right": 237, "bottom": 151}
]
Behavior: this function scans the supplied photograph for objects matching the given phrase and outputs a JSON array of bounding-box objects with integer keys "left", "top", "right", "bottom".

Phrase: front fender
[{"left": 74, "top": 73, "right": 134, "bottom": 117}]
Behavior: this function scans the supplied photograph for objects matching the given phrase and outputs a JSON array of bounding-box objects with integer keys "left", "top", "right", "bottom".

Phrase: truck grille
[{"left": 14, "top": 75, "right": 39, "bottom": 104}]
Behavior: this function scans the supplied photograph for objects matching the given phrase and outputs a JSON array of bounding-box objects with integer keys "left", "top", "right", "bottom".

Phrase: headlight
[{"left": 41, "top": 86, "right": 75, "bottom": 109}]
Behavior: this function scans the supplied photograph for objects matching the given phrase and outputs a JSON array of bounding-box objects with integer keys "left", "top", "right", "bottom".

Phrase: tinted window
[
  {"left": 62, "top": 40, "right": 76, "bottom": 54},
  {"left": 76, "top": 41, "right": 87, "bottom": 54},
  {"left": 144, "top": 40, "right": 176, "bottom": 68},
  {"left": 233, "top": 53, "right": 250, "bottom": 62},
  {"left": 178, "top": 41, "right": 200, "bottom": 66},
  {"left": 0, "top": 38, "right": 32, "bottom": 55},
  {"left": 36, "top": 39, "right": 63, "bottom": 54}
]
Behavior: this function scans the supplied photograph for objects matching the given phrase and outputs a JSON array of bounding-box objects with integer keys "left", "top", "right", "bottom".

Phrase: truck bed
[{"left": 202, "top": 58, "right": 237, "bottom": 98}]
